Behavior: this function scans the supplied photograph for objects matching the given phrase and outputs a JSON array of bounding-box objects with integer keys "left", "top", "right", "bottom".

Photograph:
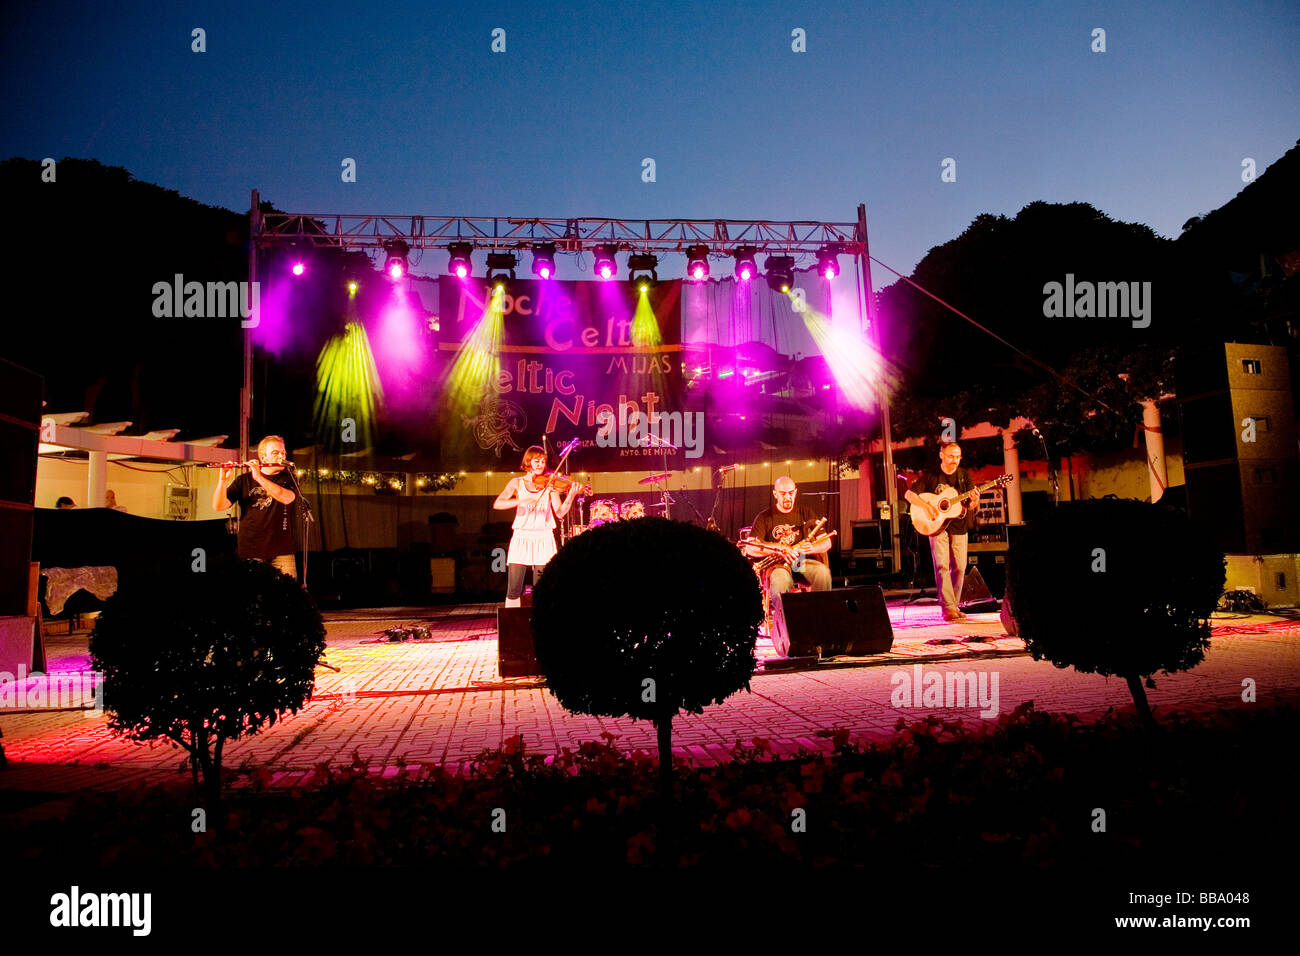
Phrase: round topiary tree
[
  {"left": 1006, "top": 498, "right": 1225, "bottom": 729},
  {"left": 89, "top": 558, "right": 326, "bottom": 806},
  {"left": 531, "top": 517, "right": 763, "bottom": 787}
]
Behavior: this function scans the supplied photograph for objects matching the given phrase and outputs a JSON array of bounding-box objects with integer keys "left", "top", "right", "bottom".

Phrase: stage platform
[{"left": 2, "top": 601, "right": 1298, "bottom": 814}]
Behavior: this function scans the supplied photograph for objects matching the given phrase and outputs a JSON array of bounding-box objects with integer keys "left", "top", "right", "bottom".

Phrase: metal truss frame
[{"left": 258, "top": 214, "right": 865, "bottom": 256}]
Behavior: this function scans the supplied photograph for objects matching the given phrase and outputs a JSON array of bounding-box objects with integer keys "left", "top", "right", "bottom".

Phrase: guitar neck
[{"left": 961, "top": 479, "right": 1006, "bottom": 502}]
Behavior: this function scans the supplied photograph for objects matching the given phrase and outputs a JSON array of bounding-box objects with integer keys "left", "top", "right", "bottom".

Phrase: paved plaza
[{"left": 2, "top": 603, "right": 1298, "bottom": 809}]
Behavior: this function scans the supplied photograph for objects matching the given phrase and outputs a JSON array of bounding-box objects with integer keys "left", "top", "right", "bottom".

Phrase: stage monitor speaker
[
  {"left": 497, "top": 606, "right": 540, "bottom": 677},
  {"left": 959, "top": 566, "right": 998, "bottom": 613},
  {"left": 770, "top": 586, "right": 893, "bottom": 659}
]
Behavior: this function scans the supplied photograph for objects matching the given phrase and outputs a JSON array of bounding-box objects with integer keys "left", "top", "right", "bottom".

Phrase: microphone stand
[
  {"left": 643, "top": 432, "right": 677, "bottom": 519},
  {"left": 708, "top": 468, "right": 731, "bottom": 531},
  {"left": 1031, "top": 423, "right": 1059, "bottom": 506},
  {"left": 280, "top": 462, "right": 336, "bottom": 672},
  {"left": 681, "top": 477, "right": 711, "bottom": 527}
]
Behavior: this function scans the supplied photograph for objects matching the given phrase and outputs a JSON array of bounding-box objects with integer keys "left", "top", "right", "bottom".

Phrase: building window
[
  {"left": 1276, "top": 573, "right": 1287, "bottom": 591},
  {"left": 1241, "top": 359, "right": 1262, "bottom": 374},
  {"left": 1254, "top": 467, "right": 1277, "bottom": 484}
]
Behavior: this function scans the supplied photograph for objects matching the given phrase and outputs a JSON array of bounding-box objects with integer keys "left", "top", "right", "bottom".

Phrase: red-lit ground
[{"left": 2, "top": 604, "right": 1297, "bottom": 807}]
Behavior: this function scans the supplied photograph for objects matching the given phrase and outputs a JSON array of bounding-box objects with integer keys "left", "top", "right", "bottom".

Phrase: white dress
[{"left": 507, "top": 480, "right": 559, "bottom": 567}]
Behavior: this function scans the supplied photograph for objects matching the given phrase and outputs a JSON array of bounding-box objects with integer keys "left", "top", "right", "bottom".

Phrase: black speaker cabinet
[
  {"left": 497, "top": 606, "right": 540, "bottom": 677},
  {"left": 770, "top": 586, "right": 894, "bottom": 659}
]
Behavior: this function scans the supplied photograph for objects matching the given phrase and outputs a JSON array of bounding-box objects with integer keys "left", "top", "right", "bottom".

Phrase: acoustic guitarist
[{"left": 904, "top": 442, "right": 975, "bottom": 622}]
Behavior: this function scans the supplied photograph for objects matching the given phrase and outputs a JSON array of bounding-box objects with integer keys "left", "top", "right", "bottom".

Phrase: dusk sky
[{"left": 4, "top": 0, "right": 1297, "bottom": 282}]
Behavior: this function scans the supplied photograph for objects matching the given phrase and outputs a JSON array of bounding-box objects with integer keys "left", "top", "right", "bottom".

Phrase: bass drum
[
  {"left": 619, "top": 499, "right": 646, "bottom": 520},
  {"left": 589, "top": 499, "right": 619, "bottom": 526}
]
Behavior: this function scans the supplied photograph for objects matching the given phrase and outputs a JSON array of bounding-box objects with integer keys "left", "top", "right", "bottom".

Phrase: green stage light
[{"left": 314, "top": 321, "right": 381, "bottom": 451}]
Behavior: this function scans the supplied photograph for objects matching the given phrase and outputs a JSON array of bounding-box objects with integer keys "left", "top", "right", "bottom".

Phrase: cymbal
[
  {"left": 639, "top": 472, "right": 672, "bottom": 485},
  {"left": 647, "top": 502, "right": 670, "bottom": 509}
]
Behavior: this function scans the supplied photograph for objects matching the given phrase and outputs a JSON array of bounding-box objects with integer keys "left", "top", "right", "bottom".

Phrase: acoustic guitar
[{"left": 909, "top": 474, "right": 1013, "bottom": 536}]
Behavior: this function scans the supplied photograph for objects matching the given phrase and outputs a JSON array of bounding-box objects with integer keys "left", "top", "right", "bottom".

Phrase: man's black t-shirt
[
  {"left": 910, "top": 466, "right": 977, "bottom": 534},
  {"left": 227, "top": 470, "right": 297, "bottom": 559},
  {"left": 750, "top": 503, "right": 827, "bottom": 564}
]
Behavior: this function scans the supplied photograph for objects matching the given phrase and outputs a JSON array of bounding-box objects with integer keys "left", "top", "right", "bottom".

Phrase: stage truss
[{"left": 257, "top": 214, "right": 866, "bottom": 257}]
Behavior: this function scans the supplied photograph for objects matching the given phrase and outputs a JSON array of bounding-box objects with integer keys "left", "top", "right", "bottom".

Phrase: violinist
[{"left": 493, "top": 444, "right": 581, "bottom": 608}]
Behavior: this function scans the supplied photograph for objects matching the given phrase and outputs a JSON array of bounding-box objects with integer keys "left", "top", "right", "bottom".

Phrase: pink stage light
[
  {"left": 739, "top": 265, "right": 753, "bottom": 281},
  {"left": 388, "top": 262, "right": 405, "bottom": 280},
  {"left": 538, "top": 264, "right": 552, "bottom": 279},
  {"left": 454, "top": 264, "right": 468, "bottom": 279},
  {"left": 821, "top": 261, "right": 838, "bottom": 278},
  {"left": 599, "top": 264, "right": 613, "bottom": 280},
  {"left": 691, "top": 264, "right": 705, "bottom": 280},
  {"left": 291, "top": 262, "right": 305, "bottom": 276}
]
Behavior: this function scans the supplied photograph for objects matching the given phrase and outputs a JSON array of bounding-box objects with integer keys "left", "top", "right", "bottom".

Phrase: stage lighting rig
[
  {"left": 382, "top": 239, "right": 409, "bottom": 280},
  {"left": 447, "top": 242, "right": 473, "bottom": 279},
  {"left": 733, "top": 246, "right": 757, "bottom": 282},
  {"left": 531, "top": 243, "right": 557, "bottom": 279},
  {"left": 765, "top": 255, "right": 795, "bottom": 293},
  {"left": 816, "top": 244, "right": 842, "bottom": 278},
  {"left": 628, "top": 253, "right": 658, "bottom": 291},
  {"left": 592, "top": 243, "right": 620, "bottom": 280},
  {"left": 685, "top": 244, "right": 709, "bottom": 281},
  {"left": 487, "top": 251, "right": 517, "bottom": 283}
]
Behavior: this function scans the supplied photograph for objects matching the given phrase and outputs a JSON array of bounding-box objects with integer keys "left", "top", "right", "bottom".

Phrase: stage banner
[{"left": 437, "top": 277, "right": 691, "bottom": 472}]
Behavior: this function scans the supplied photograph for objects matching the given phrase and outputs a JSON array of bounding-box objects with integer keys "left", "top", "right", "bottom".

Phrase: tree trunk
[
  {"left": 1124, "top": 673, "right": 1157, "bottom": 732},
  {"left": 655, "top": 716, "right": 673, "bottom": 790},
  {"left": 654, "top": 715, "right": 676, "bottom": 865}
]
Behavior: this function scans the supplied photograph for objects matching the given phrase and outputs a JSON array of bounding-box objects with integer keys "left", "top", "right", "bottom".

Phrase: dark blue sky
[{"left": 4, "top": 0, "right": 1297, "bottom": 280}]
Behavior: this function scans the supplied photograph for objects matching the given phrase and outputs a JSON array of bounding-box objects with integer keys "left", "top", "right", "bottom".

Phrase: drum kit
[{"left": 562, "top": 471, "right": 672, "bottom": 541}]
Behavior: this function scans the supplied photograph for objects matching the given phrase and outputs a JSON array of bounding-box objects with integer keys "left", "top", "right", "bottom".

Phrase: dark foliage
[
  {"left": 533, "top": 518, "right": 762, "bottom": 720},
  {"left": 88, "top": 558, "right": 326, "bottom": 802},
  {"left": 531, "top": 518, "right": 762, "bottom": 781},
  {"left": 5, "top": 705, "right": 1297, "bottom": 867},
  {"left": 1006, "top": 499, "right": 1225, "bottom": 725}
]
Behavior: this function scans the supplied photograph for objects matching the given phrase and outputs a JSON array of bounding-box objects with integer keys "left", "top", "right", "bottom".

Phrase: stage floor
[{"left": 2, "top": 602, "right": 1298, "bottom": 812}]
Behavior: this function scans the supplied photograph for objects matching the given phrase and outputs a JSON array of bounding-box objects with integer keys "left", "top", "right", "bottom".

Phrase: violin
[{"left": 528, "top": 472, "right": 593, "bottom": 497}]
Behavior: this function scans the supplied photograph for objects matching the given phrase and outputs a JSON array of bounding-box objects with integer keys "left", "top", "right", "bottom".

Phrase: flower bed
[{"left": 5, "top": 703, "right": 1296, "bottom": 866}]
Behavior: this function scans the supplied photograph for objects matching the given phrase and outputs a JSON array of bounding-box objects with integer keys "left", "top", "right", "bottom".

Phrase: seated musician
[{"left": 742, "top": 475, "right": 832, "bottom": 599}]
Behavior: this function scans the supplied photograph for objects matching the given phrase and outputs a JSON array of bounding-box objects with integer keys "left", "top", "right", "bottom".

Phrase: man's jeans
[
  {"left": 768, "top": 559, "right": 832, "bottom": 598},
  {"left": 927, "top": 531, "right": 967, "bottom": 613}
]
